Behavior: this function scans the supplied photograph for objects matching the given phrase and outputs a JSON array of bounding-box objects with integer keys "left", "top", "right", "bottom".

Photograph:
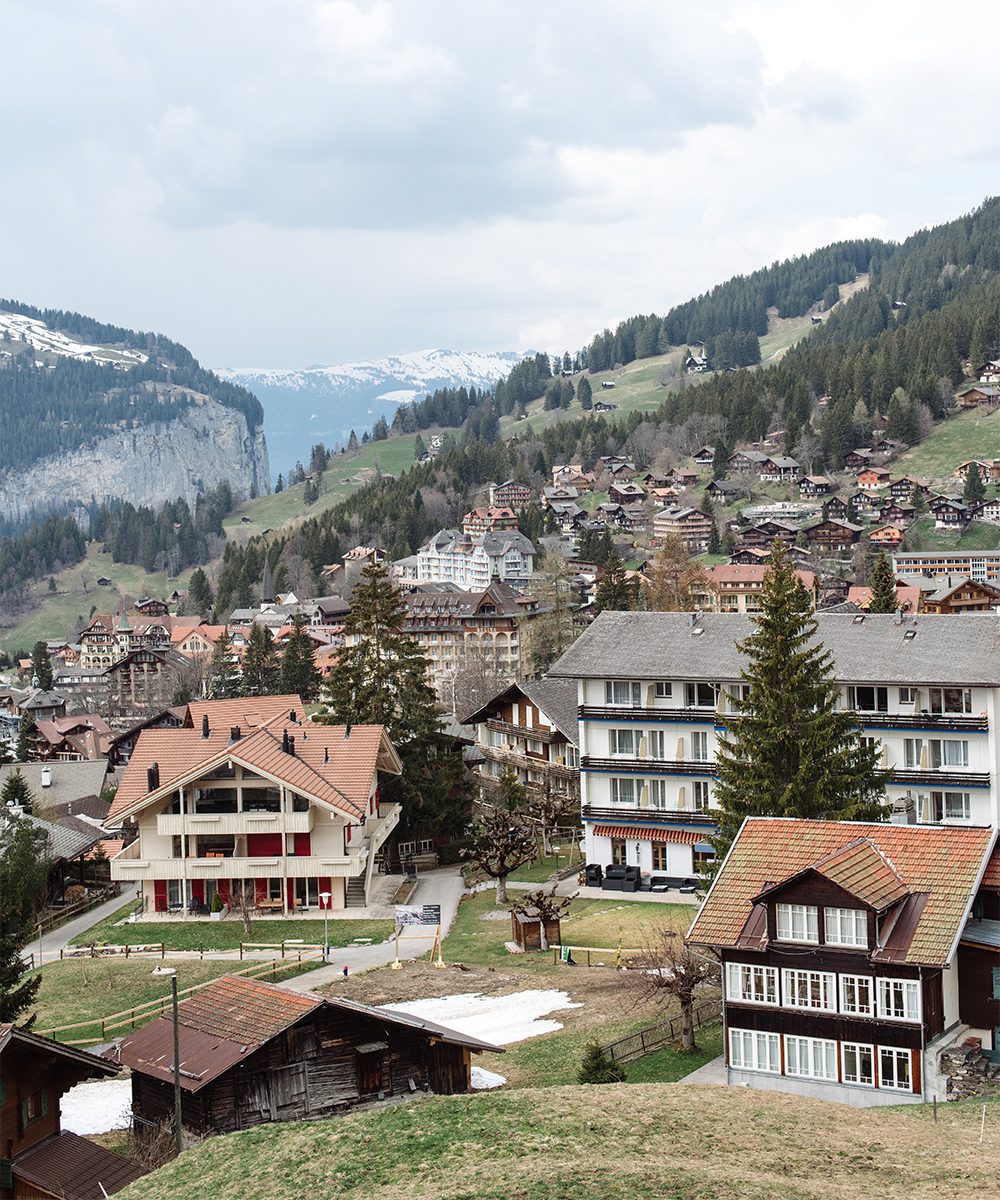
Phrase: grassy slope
[
  {"left": 117, "top": 1083, "right": 1000, "bottom": 1200},
  {"left": 895, "top": 407, "right": 1000, "bottom": 483}
]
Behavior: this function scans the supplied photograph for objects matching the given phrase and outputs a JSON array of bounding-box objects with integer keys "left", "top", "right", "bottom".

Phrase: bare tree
[
  {"left": 509, "top": 887, "right": 572, "bottom": 952},
  {"left": 462, "top": 770, "right": 537, "bottom": 904},
  {"left": 624, "top": 925, "right": 719, "bottom": 1051},
  {"left": 526, "top": 779, "right": 579, "bottom": 857},
  {"left": 643, "top": 535, "right": 712, "bottom": 612},
  {"left": 229, "top": 881, "right": 255, "bottom": 937}
]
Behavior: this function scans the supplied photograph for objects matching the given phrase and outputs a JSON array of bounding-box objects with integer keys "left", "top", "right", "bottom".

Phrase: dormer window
[
  {"left": 776, "top": 902, "right": 818, "bottom": 943},
  {"left": 824, "top": 907, "right": 868, "bottom": 948}
]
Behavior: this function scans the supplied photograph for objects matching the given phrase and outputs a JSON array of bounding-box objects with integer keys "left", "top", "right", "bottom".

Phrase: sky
[{"left": 1, "top": 0, "right": 997, "bottom": 370}]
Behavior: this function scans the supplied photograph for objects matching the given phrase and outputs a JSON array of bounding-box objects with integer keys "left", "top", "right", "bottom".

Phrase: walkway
[
  {"left": 35, "top": 886, "right": 140, "bottom": 964},
  {"left": 677, "top": 1055, "right": 726, "bottom": 1085}
]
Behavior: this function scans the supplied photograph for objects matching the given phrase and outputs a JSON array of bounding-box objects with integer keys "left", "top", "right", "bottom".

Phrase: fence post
[
  {"left": 160, "top": 944, "right": 165, "bottom": 959},
  {"left": 125, "top": 944, "right": 130, "bottom": 959}
]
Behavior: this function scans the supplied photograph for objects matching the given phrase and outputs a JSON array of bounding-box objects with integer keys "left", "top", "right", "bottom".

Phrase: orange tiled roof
[
  {"left": 805, "top": 838, "right": 910, "bottom": 910},
  {"left": 688, "top": 818, "right": 995, "bottom": 967},
  {"left": 178, "top": 974, "right": 320, "bottom": 1043},
  {"left": 981, "top": 847, "right": 1000, "bottom": 889},
  {"left": 185, "top": 694, "right": 305, "bottom": 730},
  {"left": 593, "top": 824, "right": 703, "bottom": 845}
]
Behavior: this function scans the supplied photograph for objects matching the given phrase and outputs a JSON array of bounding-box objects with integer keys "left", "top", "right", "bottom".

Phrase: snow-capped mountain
[{"left": 217, "top": 348, "right": 527, "bottom": 475}]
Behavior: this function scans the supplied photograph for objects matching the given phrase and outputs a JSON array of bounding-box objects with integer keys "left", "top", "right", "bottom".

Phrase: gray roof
[
  {"left": 0, "top": 808, "right": 101, "bottom": 861},
  {"left": 0, "top": 761, "right": 109, "bottom": 817},
  {"left": 461, "top": 677, "right": 580, "bottom": 745},
  {"left": 546, "top": 610, "right": 1000, "bottom": 687}
]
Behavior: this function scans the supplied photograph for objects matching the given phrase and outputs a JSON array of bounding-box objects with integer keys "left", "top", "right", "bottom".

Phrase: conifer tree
[
  {"left": 0, "top": 813, "right": 49, "bottom": 1025},
  {"left": 578, "top": 1042, "right": 627, "bottom": 1084},
  {"left": 209, "top": 633, "right": 242, "bottom": 699},
  {"left": 15, "top": 713, "right": 36, "bottom": 764},
  {"left": 279, "top": 615, "right": 322, "bottom": 701},
  {"left": 594, "top": 550, "right": 632, "bottom": 614},
  {"left": 712, "top": 542, "right": 888, "bottom": 859},
  {"left": 30, "top": 642, "right": 53, "bottom": 690},
  {"left": 867, "top": 555, "right": 898, "bottom": 614},
  {"left": 964, "top": 461, "right": 986, "bottom": 506},
  {"left": 188, "top": 567, "right": 214, "bottom": 617},
  {"left": 242, "top": 624, "right": 278, "bottom": 696},
  {"left": 0, "top": 769, "right": 35, "bottom": 815},
  {"left": 577, "top": 376, "right": 593, "bottom": 411}
]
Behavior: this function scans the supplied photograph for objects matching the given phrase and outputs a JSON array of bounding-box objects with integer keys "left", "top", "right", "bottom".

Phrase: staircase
[{"left": 346, "top": 877, "right": 367, "bottom": 908}]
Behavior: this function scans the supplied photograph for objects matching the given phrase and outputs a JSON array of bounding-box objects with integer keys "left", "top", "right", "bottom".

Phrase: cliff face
[{"left": 0, "top": 395, "right": 270, "bottom": 524}]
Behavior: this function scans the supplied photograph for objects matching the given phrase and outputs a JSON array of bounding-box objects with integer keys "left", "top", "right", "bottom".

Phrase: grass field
[
  {"left": 903, "top": 515, "right": 1000, "bottom": 552},
  {"left": 74, "top": 900, "right": 394, "bottom": 952},
  {"left": 116, "top": 1080, "right": 1000, "bottom": 1200},
  {"left": 896, "top": 408, "right": 1000, "bottom": 483}
]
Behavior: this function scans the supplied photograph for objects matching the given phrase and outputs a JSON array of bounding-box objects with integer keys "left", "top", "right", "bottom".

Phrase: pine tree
[
  {"left": 867, "top": 555, "right": 898, "bottom": 613},
  {"left": 15, "top": 713, "right": 36, "bottom": 764},
  {"left": 242, "top": 624, "right": 278, "bottom": 696},
  {"left": 187, "top": 567, "right": 214, "bottom": 617},
  {"left": 30, "top": 642, "right": 53, "bottom": 690},
  {"left": 1, "top": 769, "right": 35, "bottom": 815},
  {"left": 964, "top": 461, "right": 986, "bottom": 506},
  {"left": 209, "top": 633, "right": 242, "bottom": 699},
  {"left": 0, "top": 813, "right": 49, "bottom": 1025},
  {"left": 577, "top": 376, "right": 593, "bottom": 411},
  {"left": 279, "top": 615, "right": 322, "bottom": 701},
  {"left": 274, "top": 474, "right": 284, "bottom": 493},
  {"left": 712, "top": 542, "right": 888, "bottom": 859},
  {"left": 578, "top": 1042, "right": 627, "bottom": 1084},
  {"left": 594, "top": 550, "right": 632, "bottom": 614}
]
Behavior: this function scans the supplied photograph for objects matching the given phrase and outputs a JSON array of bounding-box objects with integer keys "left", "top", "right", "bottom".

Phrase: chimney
[
  {"left": 344, "top": 724, "right": 352, "bottom": 739},
  {"left": 323, "top": 747, "right": 329, "bottom": 764},
  {"left": 41, "top": 766, "right": 52, "bottom": 788},
  {"left": 201, "top": 714, "right": 210, "bottom": 738},
  {"left": 282, "top": 730, "right": 290, "bottom": 754},
  {"left": 287, "top": 735, "right": 296, "bottom": 757},
  {"left": 289, "top": 710, "right": 296, "bottom": 722},
  {"left": 894, "top": 607, "right": 903, "bottom": 624},
  {"left": 230, "top": 726, "right": 242, "bottom": 741},
  {"left": 147, "top": 762, "right": 160, "bottom": 792}
]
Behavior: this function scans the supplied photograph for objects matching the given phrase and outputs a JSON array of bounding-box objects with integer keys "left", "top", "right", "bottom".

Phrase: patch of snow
[
  {"left": 471, "top": 1066, "right": 507, "bottom": 1089},
  {"left": 61, "top": 1078, "right": 132, "bottom": 1134},
  {"left": 0, "top": 311, "right": 147, "bottom": 366},
  {"left": 385, "top": 989, "right": 582, "bottom": 1046}
]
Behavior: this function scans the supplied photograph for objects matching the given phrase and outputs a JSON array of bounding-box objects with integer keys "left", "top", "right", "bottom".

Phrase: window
[
  {"left": 564, "top": 745, "right": 579, "bottom": 768},
  {"left": 685, "top": 682, "right": 718, "bottom": 708},
  {"left": 610, "top": 777, "right": 637, "bottom": 805},
  {"left": 647, "top": 730, "right": 666, "bottom": 760},
  {"left": 878, "top": 978, "right": 920, "bottom": 1022},
  {"left": 267, "top": 877, "right": 283, "bottom": 901},
  {"left": 784, "top": 1035, "right": 837, "bottom": 1080},
  {"left": 166, "top": 879, "right": 184, "bottom": 909},
  {"left": 693, "top": 781, "right": 711, "bottom": 811},
  {"left": 904, "top": 738, "right": 924, "bottom": 769},
  {"left": 840, "top": 974, "right": 874, "bottom": 1016},
  {"left": 847, "top": 686, "right": 888, "bottom": 713},
  {"left": 19, "top": 1088, "right": 48, "bottom": 1130},
  {"left": 610, "top": 838, "right": 627, "bottom": 866},
  {"left": 609, "top": 728, "right": 637, "bottom": 756},
  {"left": 527, "top": 739, "right": 543, "bottom": 755},
  {"left": 899, "top": 687, "right": 918, "bottom": 705},
  {"left": 726, "top": 963, "right": 777, "bottom": 1005},
  {"left": 606, "top": 680, "right": 641, "bottom": 707},
  {"left": 825, "top": 907, "right": 868, "bottom": 948},
  {"left": 918, "top": 791, "right": 971, "bottom": 823},
  {"left": 654, "top": 681, "right": 673, "bottom": 699},
  {"left": 295, "top": 877, "right": 319, "bottom": 909},
  {"left": 776, "top": 903, "right": 819, "bottom": 943},
  {"left": 648, "top": 779, "right": 668, "bottom": 810},
  {"left": 690, "top": 731, "right": 709, "bottom": 761},
  {"left": 651, "top": 843, "right": 667, "bottom": 871},
  {"left": 729, "top": 1028, "right": 780, "bottom": 1073},
  {"left": 929, "top": 687, "right": 972, "bottom": 715},
  {"left": 929, "top": 739, "right": 969, "bottom": 769},
  {"left": 782, "top": 968, "right": 836, "bottom": 1011},
  {"left": 878, "top": 1047, "right": 912, "bottom": 1091},
  {"left": 842, "top": 1042, "right": 875, "bottom": 1086}
]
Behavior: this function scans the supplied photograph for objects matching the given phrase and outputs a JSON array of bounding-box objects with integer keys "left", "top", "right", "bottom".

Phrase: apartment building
[
  {"left": 893, "top": 550, "right": 1000, "bottom": 584},
  {"left": 462, "top": 506, "right": 520, "bottom": 535},
  {"left": 415, "top": 528, "right": 535, "bottom": 590},
  {"left": 109, "top": 699, "right": 403, "bottom": 914},
  {"left": 547, "top": 610, "right": 1000, "bottom": 883},
  {"left": 694, "top": 565, "right": 817, "bottom": 613},
  {"left": 652, "top": 506, "right": 713, "bottom": 552},
  {"left": 79, "top": 612, "right": 172, "bottom": 670}
]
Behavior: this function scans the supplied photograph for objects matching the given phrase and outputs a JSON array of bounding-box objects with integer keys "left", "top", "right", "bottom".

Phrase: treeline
[
  {"left": 0, "top": 515, "right": 87, "bottom": 610},
  {"left": 389, "top": 384, "right": 493, "bottom": 433}
]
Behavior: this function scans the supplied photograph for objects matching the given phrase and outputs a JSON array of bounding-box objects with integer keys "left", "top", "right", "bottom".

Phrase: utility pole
[{"left": 171, "top": 973, "right": 182, "bottom": 1157}]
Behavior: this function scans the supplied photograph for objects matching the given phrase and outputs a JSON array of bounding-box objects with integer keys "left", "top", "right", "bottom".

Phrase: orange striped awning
[{"left": 592, "top": 825, "right": 703, "bottom": 845}]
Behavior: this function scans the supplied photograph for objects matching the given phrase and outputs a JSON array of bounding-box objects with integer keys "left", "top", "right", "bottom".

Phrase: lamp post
[
  {"left": 153, "top": 966, "right": 182, "bottom": 1157},
  {"left": 319, "top": 891, "right": 332, "bottom": 962}
]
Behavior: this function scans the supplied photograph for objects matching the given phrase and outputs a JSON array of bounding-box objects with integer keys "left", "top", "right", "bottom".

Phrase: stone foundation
[{"left": 940, "top": 1047, "right": 1000, "bottom": 1100}]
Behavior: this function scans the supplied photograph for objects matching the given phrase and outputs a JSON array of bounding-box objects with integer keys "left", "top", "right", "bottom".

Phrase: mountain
[
  {"left": 216, "top": 347, "right": 528, "bottom": 475},
  {"left": 0, "top": 300, "right": 269, "bottom": 531}
]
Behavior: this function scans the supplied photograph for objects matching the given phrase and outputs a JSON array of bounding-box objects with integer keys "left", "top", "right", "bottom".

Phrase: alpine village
[{"left": 10, "top": 103, "right": 1000, "bottom": 1200}]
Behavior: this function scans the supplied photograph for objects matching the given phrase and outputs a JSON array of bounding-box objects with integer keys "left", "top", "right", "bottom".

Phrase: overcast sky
[{"left": 1, "top": 0, "right": 996, "bottom": 369}]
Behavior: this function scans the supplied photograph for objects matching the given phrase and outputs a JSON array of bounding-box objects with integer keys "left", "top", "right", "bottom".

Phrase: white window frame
[
  {"left": 878, "top": 1046, "right": 913, "bottom": 1091},
  {"left": 690, "top": 730, "right": 709, "bottom": 761},
  {"left": 841, "top": 1041, "right": 875, "bottom": 1087},
  {"left": 648, "top": 778, "right": 668, "bottom": 810},
  {"left": 653, "top": 681, "right": 672, "bottom": 699},
  {"left": 781, "top": 968, "right": 836, "bottom": 1012},
  {"left": 609, "top": 728, "right": 637, "bottom": 757},
  {"left": 929, "top": 739, "right": 969, "bottom": 769},
  {"left": 729, "top": 1028, "right": 780, "bottom": 1073},
  {"left": 878, "top": 977, "right": 921, "bottom": 1022},
  {"left": 929, "top": 687, "right": 972, "bottom": 715},
  {"left": 647, "top": 729, "right": 666, "bottom": 760},
  {"left": 776, "top": 902, "right": 819, "bottom": 943},
  {"left": 692, "top": 780, "right": 711, "bottom": 811},
  {"left": 606, "top": 680, "right": 641, "bottom": 707},
  {"left": 784, "top": 1034, "right": 838, "bottom": 1081},
  {"left": 685, "top": 682, "right": 719, "bottom": 709},
  {"left": 609, "top": 777, "right": 637, "bottom": 806},
  {"left": 725, "top": 962, "right": 778, "bottom": 1006},
  {"left": 939, "top": 790, "right": 971, "bottom": 820},
  {"left": 898, "top": 687, "right": 918, "bottom": 706},
  {"left": 839, "top": 974, "right": 875, "bottom": 1016},
  {"left": 824, "top": 907, "right": 868, "bottom": 948}
]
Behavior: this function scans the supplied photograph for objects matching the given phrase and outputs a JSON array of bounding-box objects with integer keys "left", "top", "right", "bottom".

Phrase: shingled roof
[{"left": 688, "top": 818, "right": 996, "bottom": 967}]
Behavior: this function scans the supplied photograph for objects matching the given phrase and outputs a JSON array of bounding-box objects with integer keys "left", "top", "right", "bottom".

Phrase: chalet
[
  {"left": 877, "top": 501, "right": 916, "bottom": 528},
  {"left": 799, "top": 475, "right": 835, "bottom": 498},
  {"left": 979, "top": 498, "right": 1000, "bottom": 524},
  {"left": 843, "top": 448, "right": 873, "bottom": 470},
  {"left": 108, "top": 698, "right": 403, "bottom": 913},
  {"left": 600, "top": 379, "right": 616, "bottom": 389},
  {"left": 542, "top": 485, "right": 580, "bottom": 508},
  {"left": 552, "top": 464, "right": 590, "bottom": 488},
  {"left": 16, "top": 689, "right": 67, "bottom": 721},
  {"left": 652, "top": 506, "right": 713, "bottom": 552},
  {"left": 956, "top": 386, "right": 1000, "bottom": 410},
  {"left": 604, "top": 459, "right": 638, "bottom": 483},
  {"left": 489, "top": 480, "right": 532, "bottom": 510},
  {"left": 107, "top": 707, "right": 186, "bottom": 767},
  {"left": 696, "top": 565, "right": 817, "bottom": 614},
  {"left": 920, "top": 575, "right": 1000, "bottom": 615},
  {"left": 857, "top": 467, "right": 891, "bottom": 493},
  {"left": 868, "top": 524, "right": 905, "bottom": 547},
  {"left": 822, "top": 493, "right": 860, "bottom": 522},
  {"left": 687, "top": 818, "right": 999, "bottom": 1106},
  {"left": 929, "top": 496, "right": 971, "bottom": 531},
  {"left": 462, "top": 506, "right": 519, "bottom": 535},
  {"left": 888, "top": 476, "right": 930, "bottom": 501},
  {"left": 597, "top": 502, "right": 645, "bottom": 532},
  {"left": 639, "top": 470, "right": 671, "bottom": 488},
  {"left": 977, "top": 360, "right": 1000, "bottom": 383},
  {"left": 955, "top": 458, "right": 1000, "bottom": 485},
  {"left": 0, "top": 1024, "right": 144, "bottom": 1199},
  {"left": 846, "top": 582, "right": 921, "bottom": 613},
  {"left": 728, "top": 449, "right": 770, "bottom": 473},
  {"left": 549, "top": 503, "right": 588, "bottom": 532},
  {"left": 729, "top": 546, "right": 773, "bottom": 566},
  {"left": 685, "top": 354, "right": 710, "bottom": 373},
  {"left": 805, "top": 519, "right": 863, "bottom": 550},
  {"left": 870, "top": 437, "right": 906, "bottom": 457},
  {"left": 102, "top": 647, "right": 191, "bottom": 721},
  {"left": 592, "top": 399, "right": 618, "bottom": 412},
  {"left": 670, "top": 468, "right": 700, "bottom": 489},
  {"left": 692, "top": 445, "right": 716, "bottom": 466},
  {"left": 705, "top": 478, "right": 743, "bottom": 503},
  {"left": 114, "top": 975, "right": 502, "bottom": 1139},
  {"left": 134, "top": 596, "right": 170, "bottom": 617},
  {"left": 737, "top": 520, "right": 797, "bottom": 549},
  {"left": 759, "top": 456, "right": 800, "bottom": 483},
  {"left": 608, "top": 481, "right": 647, "bottom": 506},
  {"left": 32, "top": 714, "right": 112, "bottom": 762}
]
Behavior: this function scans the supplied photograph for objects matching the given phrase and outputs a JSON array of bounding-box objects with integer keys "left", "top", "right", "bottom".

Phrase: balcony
[
  {"left": 859, "top": 713, "right": 989, "bottom": 733},
  {"left": 156, "top": 809, "right": 315, "bottom": 837},
  {"left": 482, "top": 745, "right": 579, "bottom": 780},
  {"left": 888, "top": 769, "right": 991, "bottom": 789},
  {"left": 486, "top": 717, "right": 556, "bottom": 744},
  {"left": 582, "top": 756, "right": 716, "bottom": 777},
  {"left": 581, "top": 804, "right": 716, "bottom": 827},
  {"left": 579, "top": 705, "right": 718, "bottom": 725}
]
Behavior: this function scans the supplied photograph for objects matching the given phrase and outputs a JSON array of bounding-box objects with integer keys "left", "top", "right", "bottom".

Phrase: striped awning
[{"left": 592, "top": 824, "right": 702, "bottom": 844}]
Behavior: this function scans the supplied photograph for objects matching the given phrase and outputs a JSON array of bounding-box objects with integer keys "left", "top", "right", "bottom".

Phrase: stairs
[{"left": 346, "top": 877, "right": 367, "bottom": 908}]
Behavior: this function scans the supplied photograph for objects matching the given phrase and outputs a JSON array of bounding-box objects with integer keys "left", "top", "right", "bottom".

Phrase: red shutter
[
  {"left": 154, "top": 880, "right": 167, "bottom": 913},
  {"left": 294, "top": 833, "right": 311, "bottom": 856},
  {"left": 247, "top": 833, "right": 282, "bottom": 857},
  {"left": 190, "top": 880, "right": 205, "bottom": 904}
]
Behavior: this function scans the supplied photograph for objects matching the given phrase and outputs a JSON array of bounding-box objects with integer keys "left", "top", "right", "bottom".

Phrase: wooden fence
[{"left": 602, "top": 999, "right": 722, "bottom": 1064}]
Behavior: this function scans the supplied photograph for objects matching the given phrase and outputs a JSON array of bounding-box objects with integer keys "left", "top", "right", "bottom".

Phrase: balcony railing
[
  {"left": 581, "top": 804, "right": 717, "bottom": 827},
  {"left": 113, "top": 852, "right": 369, "bottom": 881},
  {"left": 579, "top": 705, "right": 718, "bottom": 724},
  {"left": 486, "top": 717, "right": 557, "bottom": 744},
  {"left": 582, "top": 756, "right": 716, "bottom": 777},
  {"left": 888, "top": 769, "right": 991, "bottom": 789},
  {"left": 481, "top": 746, "right": 579, "bottom": 779},
  {"left": 860, "top": 713, "right": 989, "bottom": 732},
  {"left": 156, "top": 810, "right": 315, "bottom": 837}
]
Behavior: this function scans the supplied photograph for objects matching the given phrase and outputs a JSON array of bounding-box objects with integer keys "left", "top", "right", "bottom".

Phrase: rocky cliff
[{"left": 0, "top": 394, "right": 270, "bottom": 525}]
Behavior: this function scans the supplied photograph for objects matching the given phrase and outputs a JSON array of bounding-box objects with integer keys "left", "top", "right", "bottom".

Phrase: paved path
[
  {"left": 676, "top": 1055, "right": 726, "bottom": 1085},
  {"left": 35, "top": 886, "right": 140, "bottom": 964},
  {"left": 282, "top": 866, "right": 466, "bottom": 991}
]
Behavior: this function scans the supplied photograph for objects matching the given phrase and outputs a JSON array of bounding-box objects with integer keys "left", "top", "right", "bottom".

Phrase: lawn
[
  {"left": 29, "top": 955, "right": 318, "bottom": 1042},
  {"left": 73, "top": 901, "right": 394, "bottom": 952},
  {"left": 903, "top": 515, "right": 1000, "bottom": 553},
  {"left": 896, "top": 407, "right": 1000, "bottom": 483},
  {"left": 508, "top": 839, "right": 583, "bottom": 884},
  {"left": 115, "top": 1076, "right": 1000, "bottom": 1200}
]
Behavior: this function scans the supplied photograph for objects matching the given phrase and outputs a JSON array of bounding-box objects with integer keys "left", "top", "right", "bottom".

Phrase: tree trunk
[
  {"left": 495, "top": 874, "right": 509, "bottom": 905},
  {"left": 538, "top": 921, "right": 549, "bottom": 952},
  {"left": 541, "top": 822, "right": 553, "bottom": 857},
  {"left": 679, "top": 996, "right": 696, "bottom": 1052}
]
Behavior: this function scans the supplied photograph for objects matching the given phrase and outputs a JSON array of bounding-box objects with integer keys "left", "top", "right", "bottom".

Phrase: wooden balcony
[
  {"left": 581, "top": 804, "right": 716, "bottom": 827},
  {"left": 579, "top": 705, "right": 719, "bottom": 725},
  {"left": 156, "top": 809, "right": 315, "bottom": 837},
  {"left": 581, "top": 756, "right": 716, "bottom": 777},
  {"left": 859, "top": 713, "right": 989, "bottom": 732},
  {"left": 481, "top": 745, "right": 579, "bottom": 780},
  {"left": 486, "top": 717, "right": 557, "bottom": 744}
]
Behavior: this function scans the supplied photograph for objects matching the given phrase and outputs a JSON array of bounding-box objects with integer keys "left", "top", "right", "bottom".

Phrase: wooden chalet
[
  {"left": 870, "top": 437, "right": 906, "bottom": 457},
  {"left": 736, "top": 520, "right": 797, "bottom": 549},
  {"left": 877, "top": 502, "right": 916, "bottom": 528},
  {"left": 956, "top": 386, "right": 1000, "bottom": 411},
  {"left": 929, "top": 496, "right": 971, "bottom": 531},
  {"left": 868, "top": 524, "right": 904, "bottom": 547},
  {"left": 857, "top": 467, "right": 891, "bottom": 492},
  {"left": 608, "top": 481, "right": 646, "bottom": 506},
  {"left": 0, "top": 1024, "right": 143, "bottom": 1199},
  {"left": 888, "top": 476, "right": 929, "bottom": 501},
  {"left": 691, "top": 445, "right": 716, "bottom": 465},
  {"left": 804, "top": 519, "right": 862, "bottom": 550},
  {"left": 798, "top": 475, "right": 835, "bottom": 498},
  {"left": 919, "top": 575, "right": 1000, "bottom": 615},
  {"left": 955, "top": 458, "right": 1000, "bottom": 485},
  {"left": 758, "top": 456, "right": 800, "bottom": 483},
  {"left": 729, "top": 546, "right": 772, "bottom": 566},
  {"left": 843, "top": 448, "right": 873, "bottom": 470},
  {"left": 688, "top": 818, "right": 1000, "bottom": 1106},
  {"left": 822, "top": 493, "right": 858, "bottom": 522},
  {"left": 114, "top": 975, "right": 502, "bottom": 1138}
]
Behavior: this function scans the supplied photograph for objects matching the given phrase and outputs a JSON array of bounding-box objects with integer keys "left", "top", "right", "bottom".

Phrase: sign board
[{"left": 394, "top": 904, "right": 441, "bottom": 931}]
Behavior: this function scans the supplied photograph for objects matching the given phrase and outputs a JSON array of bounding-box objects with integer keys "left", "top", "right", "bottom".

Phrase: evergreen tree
[
  {"left": 30, "top": 642, "right": 53, "bottom": 690},
  {"left": 274, "top": 473, "right": 284, "bottom": 493},
  {"left": 594, "top": 550, "right": 632, "bottom": 615},
  {"left": 577, "top": 376, "right": 593, "bottom": 411},
  {"left": 712, "top": 543, "right": 888, "bottom": 858},
  {"left": 0, "top": 813, "right": 49, "bottom": 1025},
  {"left": 964, "top": 461, "right": 986, "bottom": 506},
  {"left": 209, "top": 632, "right": 242, "bottom": 699},
  {"left": 187, "top": 567, "right": 214, "bottom": 617},
  {"left": 867, "top": 555, "right": 898, "bottom": 613},
  {"left": 279, "top": 615, "right": 322, "bottom": 702},
  {"left": 0, "top": 769, "right": 35, "bottom": 815},
  {"left": 15, "top": 713, "right": 36, "bottom": 764},
  {"left": 911, "top": 484, "right": 927, "bottom": 515},
  {"left": 413, "top": 433, "right": 427, "bottom": 458},
  {"left": 578, "top": 1041, "right": 627, "bottom": 1084},
  {"left": 242, "top": 624, "right": 279, "bottom": 696}
]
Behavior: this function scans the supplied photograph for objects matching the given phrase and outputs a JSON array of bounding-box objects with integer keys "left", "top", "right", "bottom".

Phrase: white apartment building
[
  {"left": 415, "top": 528, "right": 535, "bottom": 590},
  {"left": 548, "top": 611, "right": 1000, "bottom": 884}
]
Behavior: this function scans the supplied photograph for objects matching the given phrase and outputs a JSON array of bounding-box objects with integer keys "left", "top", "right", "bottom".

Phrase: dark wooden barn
[{"left": 111, "top": 975, "right": 502, "bottom": 1138}]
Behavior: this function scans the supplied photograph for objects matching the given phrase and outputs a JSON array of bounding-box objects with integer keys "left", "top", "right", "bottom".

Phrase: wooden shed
[{"left": 111, "top": 975, "right": 502, "bottom": 1138}]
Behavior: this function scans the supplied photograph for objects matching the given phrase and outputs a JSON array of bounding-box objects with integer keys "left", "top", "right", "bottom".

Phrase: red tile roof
[
  {"left": 688, "top": 818, "right": 996, "bottom": 967},
  {"left": 981, "top": 847, "right": 1000, "bottom": 889},
  {"left": 593, "top": 824, "right": 703, "bottom": 844},
  {"left": 185, "top": 694, "right": 305, "bottom": 729}
]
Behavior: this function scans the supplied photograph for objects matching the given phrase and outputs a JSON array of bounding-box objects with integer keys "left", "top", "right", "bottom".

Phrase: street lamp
[
  {"left": 319, "top": 891, "right": 332, "bottom": 962},
  {"left": 152, "top": 966, "right": 182, "bottom": 1157}
]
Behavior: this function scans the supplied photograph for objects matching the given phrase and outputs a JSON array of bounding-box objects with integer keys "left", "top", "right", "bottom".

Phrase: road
[{"left": 34, "top": 886, "right": 139, "bottom": 965}]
